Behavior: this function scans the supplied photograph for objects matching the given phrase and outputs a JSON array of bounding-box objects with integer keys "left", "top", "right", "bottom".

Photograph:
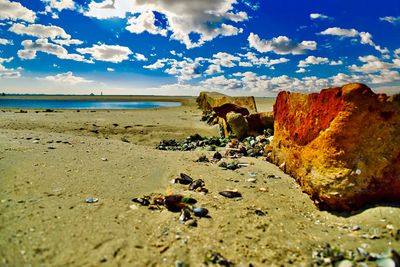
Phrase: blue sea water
[{"left": 0, "top": 99, "right": 181, "bottom": 109}]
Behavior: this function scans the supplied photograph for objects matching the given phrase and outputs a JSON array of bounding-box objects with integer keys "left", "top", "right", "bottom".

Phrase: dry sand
[{"left": 0, "top": 96, "right": 399, "bottom": 266}]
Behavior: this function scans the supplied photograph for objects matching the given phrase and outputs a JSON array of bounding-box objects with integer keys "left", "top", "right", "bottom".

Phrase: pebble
[
  {"left": 85, "top": 197, "right": 98, "bottom": 203},
  {"left": 219, "top": 191, "right": 242, "bottom": 198},
  {"left": 32, "top": 140, "right": 39, "bottom": 144},
  {"left": 193, "top": 207, "right": 208, "bottom": 217},
  {"left": 101, "top": 158, "right": 108, "bottom": 161},
  {"left": 246, "top": 178, "right": 257, "bottom": 183},
  {"left": 259, "top": 187, "right": 268, "bottom": 192},
  {"left": 184, "top": 219, "right": 197, "bottom": 227}
]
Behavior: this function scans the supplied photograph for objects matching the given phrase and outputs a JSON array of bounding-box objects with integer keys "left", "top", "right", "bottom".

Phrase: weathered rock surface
[
  {"left": 271, "top": 83, "right": 400, "bottom": 211},
  {"left": 197, "top": 92, "right": 257, "bottom": 114},
  {"left": 246, "top": 112, "right": 274, "bottom": 136},
  {"left": 226, "top": 112, "right": 248, "bottom": 139}
]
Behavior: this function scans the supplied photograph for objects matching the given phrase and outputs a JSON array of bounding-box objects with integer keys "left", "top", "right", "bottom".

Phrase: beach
[{"left": 0, "top": 96, "right": 399, "bottom": 266}]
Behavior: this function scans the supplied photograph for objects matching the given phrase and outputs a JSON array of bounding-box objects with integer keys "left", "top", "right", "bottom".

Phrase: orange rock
[{"left": 271, "top": 83, "right": 400, "bottom": 211}]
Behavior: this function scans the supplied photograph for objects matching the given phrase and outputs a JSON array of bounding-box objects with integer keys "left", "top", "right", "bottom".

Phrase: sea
[{"left": 0, "top": 98, "right": 181, "bottom": 109}]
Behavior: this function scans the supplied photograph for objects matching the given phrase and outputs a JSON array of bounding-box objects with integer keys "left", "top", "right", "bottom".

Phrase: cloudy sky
[{"left": 0, "top": 0, "right": 399, "bottom": 96}]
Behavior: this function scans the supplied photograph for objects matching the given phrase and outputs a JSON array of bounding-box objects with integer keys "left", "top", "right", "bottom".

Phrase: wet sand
[{"left": 0, "top": 96, "right": 399, "bottom": 266}]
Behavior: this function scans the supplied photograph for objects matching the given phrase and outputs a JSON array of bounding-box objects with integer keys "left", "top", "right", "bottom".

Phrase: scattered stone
[
  {"left": 90, "top": 129, "right": 99, "bottom": 134},
  {"left": 259, "top": 187, "right": 268, "bottom": 192},
  {"left": 212, "top": 151, "right": 222, "bottom": 161},
  {"left": 112, "top": 123, "right": 119, "bottom": 127},
  {"left": 189, "top": 179, "right": 205, "bottom": 191},
  {"left": 101, "top": 157, "right": 108, "bottom": 161},
  {"left": 85, "top": 197, "right": 98, "bottom": 203},
  {"left": 179, "top": 208, "right": 192, "bottom": 223},
  {"left": 219, "top": 191, "right": 242, "bottom": 198},
  {"left": 246, "top": 178, "right": 257, "bottom": 183},
  {"left": 32, "top": 140, "right": 39, "bottom": 144},
  {"left": 205, "top": 251, "right": 233, "bottom": 267},
  {"left": 131, "top": 197, "right": 150, "bottom": 206},
  {"left": 121, "top": 137, "right": 129, "bottom": 143},
  {"left": 174, "top": 173, "right": 193, "bottom": 185},
  {"left": 255, "top": 209, "right": 267, "bottom": 216},
  {"left": 196, "top": 155, "right": 209, "bottom": 163},
  {"left": 184, "top": 219, "right": 198, "bottom": 227},
  {"left": 193, "top": 207, "right": 209, "bottom": 217}
]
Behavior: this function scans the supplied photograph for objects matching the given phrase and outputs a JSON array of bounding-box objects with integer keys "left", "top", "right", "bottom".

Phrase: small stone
[
  {"left": 85, "top": 197, "right": 98, "bottom": 203},
  {"left": 259, "top": 187, "right": 268, "bottom": 192},
  {"left": 185, "top": 219, "right": 197, "bottom": 227},
  {"left": 219, "top": 191, "right": 242, "bottom": 198},
  {"left": 376, "top": 258, "right": 395, "bottom": 267},
  {"left": 32, "top": 140, "right": 39, "bottom": 144},
  {"left": 101, "top": 158, "right": 108, "bottom": 161},
  {"left": 351, "top": 225, "right": 361, "bottom": 231},
  {"left": 246, "top": 178, "right": 257, "bottom": 183}
]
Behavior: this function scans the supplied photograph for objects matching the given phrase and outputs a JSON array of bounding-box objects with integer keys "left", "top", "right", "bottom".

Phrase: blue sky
[{"left": 0, "top": 0, "right": 399, "bottom": 96}]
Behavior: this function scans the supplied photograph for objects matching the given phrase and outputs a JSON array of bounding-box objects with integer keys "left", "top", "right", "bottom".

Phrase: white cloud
[
  {"left": 310, "top": 13, "right": 330, "bottom": 20},
  {"left": 0, "top": 56, "right": 21, "bottom": 78},
  {"left": 39, "top": 71, "right": 93, "bottom": 84},
  {"left": 329, "top": 60, "right": 343, "bottom": 66},
  {"left": 380, "top": 16, "right": 400, "bottom": 24},
  {"left": 107, "top": 67, "right": 114, "bottom": 72},
  {"left": 205, "top": 64, "right": 222, "bottom": 75},
  {"left": 248, "top": 33, "right": 317, "bottom": 55},
  {"left": 210, "top": 52, "right": 240, "bottom": 68},
  {"left": 164, "top": 57, "right": 204, "bottom": 81},
  {"left": 349, "top": 55, "right": 395, "bottom": 73},
  {"left": 0, "top": 38, "right": 12, "bottom": 45},
  {"left": 143, "top": 58, "right": 167, "bottom": 69},
  {"left": 52, "top": 38, "right": 83, "bottom": 46},
  {"left": 9, "top": 23, "right": 70, "bottom": 39},
  {"left": 320, "top": 27, "right": 388, "bottom": 54},
  {"left": 395, "top": 48, "right": 400, "bottom": 57},
  {"left": 0, "top": 0, "right": 36, "bottom": 23},
  {"left": 238, "top": 52, "right": 289, "bottom": 68},
  {"left": 319, "top": 27, "right": 359, "bottom": 37},
  {"left": 126, "top": 11, "right": 167, "bottom": 36},
  {"left": 85, "top": 0, "right": 247, "bottom": 48},
  {"left": 170, "top": 50, "right": 183, "bottom": 57},
  {"left": 42, "top": 0, "right": 75, "bottom": 12},
  {"left": 77, "top": 44, "right": 132, "bottom": 63},
  {"left": 18, "top": 38, "right": 91, "bottom": 63},
  {"left": 298, "top": 56, "right": 329, "bottom": 67},
  {"left": 296, "top": 68, "right": 306, "bottom": 73},
  {"left": 134, "top": 53, "right": 148, "bottom": 61},
  {"left": 201, "top": 75, "right": 243, "bottom": 90},
  {"left": 368, "top": 69, "right": 400, "bottom": 84}
]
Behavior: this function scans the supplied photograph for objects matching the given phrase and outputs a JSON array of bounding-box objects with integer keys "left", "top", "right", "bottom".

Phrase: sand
[{"left": 0, "top": 96, "right": 399, "bottom": 266}]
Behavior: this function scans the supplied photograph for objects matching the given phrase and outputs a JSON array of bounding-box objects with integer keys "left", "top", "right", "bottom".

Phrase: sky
[{"left": 0, "top": 0, "right": 399, "bottom": 96}]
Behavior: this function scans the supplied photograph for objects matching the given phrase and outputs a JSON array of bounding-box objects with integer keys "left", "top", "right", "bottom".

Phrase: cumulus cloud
[
  {"left": 319, "top": 27, "right": 359, "bottom": 37},
  {"left": 77, "top": 44, "right": 132, "bottom": 63},
  {"left": 0, "top": 38, "right": 12, "bottom": 45},
  {"left": 42, "top": 0, "right": 75, "bottom": 12},
  {"left": 134, "top": 53, "right": 148, "bottom": 61},
  {"left": 205, "top": 64, "right": 222, "bottom": 75},
  {"left": 0, "top": 56, "right": 21, "bottom": 78},
  {"left": 379, "top": 16, "right": 400, "bottom": 24},
  {"left": 296, "top": 68, "right": 306, "bottom": 73},
  {"left": 9, "top": 23, "right": 84, "bottom": 47},
  {"left": 310, "top": 13, "right": 331, "bottom": 20},
  {"left": 329, "top": 60, "right": 343, "bottom": 66},
  {"left": 164, "top": 57, "right": 204, "bottom": 82},
  {"left": 248, "top": 33, "right": 317, "bottom": 55},
  {"left": 18, "top": 38, "right": 91, "bottom": 63},
  {"left": 39, "top": 71, "right": 93, "bottom": 84},
  {"left": 0, "top": 0, "right": 36, "bottom": 23},
  {"left": 9, "top": 23, "right": 70, "bottom": 39},
  {"left": 126, "top": 11, "right": 167, "bottom": 36},
  {"left": 210, "top": 52, "right": 240, "bottom": 68},
  {"left": 238, "top": 52, "right": 289, "bottom": 68},
  {"left": 298, "top": 56, "right": 329, "bottom": 67},
  {"left": 85, "top": 0, "right": 247, "bottom": 48},
  {"left": 143, "top": 58, "right": 167, "bottom": 69},
  {"left": 349, "top": 55, "right": 395, "bottom": 73},
  {"left": 319, "top": 27, "right": 389, "bottom": 53}
]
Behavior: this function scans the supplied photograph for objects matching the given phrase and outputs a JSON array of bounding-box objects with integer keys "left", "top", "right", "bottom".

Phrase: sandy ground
[{"left": 0, "top": 96, "right": 399, "bottom": 267}]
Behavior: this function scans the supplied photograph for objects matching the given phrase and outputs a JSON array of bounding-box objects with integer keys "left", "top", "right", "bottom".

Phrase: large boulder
[
  {"left": 226, "top": 112, "right": 249, "bottom": 139},
  {"left": 271, "top": 83, "right": 400, "bottom": 211},
  {"left": 246, "top": 112, "right": 274, "bottom": 136},
  {"left": 197, "top": 92, "right": 257, "bottom": 114}
]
